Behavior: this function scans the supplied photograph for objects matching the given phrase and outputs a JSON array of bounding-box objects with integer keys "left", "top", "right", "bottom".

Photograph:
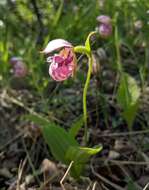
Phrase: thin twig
[
  {"left": 96, "top": 129, "right": 149, "bottom": 137},
  {"left": 1, "top": 90, "right": 67, "bottom": 126},
  {"left": 0, "top": 132, "right": 23, "bottom": 152},
  {"left": 22, "top": 139, "right": 41, "bottom": 186},
  {"left": 143, "top": 182, "right": 149, "bottom": 190},
  {"left": 92, "top": 181, "right": 97, "bottom": 190},
  {"left": 111, "top": 159, "right": 142, "bottom": 190},
  {"left": 17, "top": 158, "right": 27, "bottom": 190},
  {"left": 39, "top": 173, "right": 58, "bottom": 190},
  {"left": 86, "top": 182, "right": 92, "bottom": 190},
  {"left": 60, "top": 161, "right": 74, "bottom": 190},
  {"left": 101, "top": 183, "right": 110, "bottom": 190},
  {"left": 107, "top": 159, "right": 149, "bottom": 166},
  {"left": 91, "top": 162, "right": 124, "bottom": 190}
]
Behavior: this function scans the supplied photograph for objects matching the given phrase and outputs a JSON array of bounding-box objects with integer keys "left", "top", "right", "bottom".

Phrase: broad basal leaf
[
  {"left": 26, "top": 114, "right": 78, "bottom": 164},
  {"left": 65, "top": 145, "right": 102, "bottom": 178},
  {"left": 117, "top": 73, "right": 140, "bottom": 128},
  {"left": 69, "top": 115, "right": 84, "bottom": 138}
]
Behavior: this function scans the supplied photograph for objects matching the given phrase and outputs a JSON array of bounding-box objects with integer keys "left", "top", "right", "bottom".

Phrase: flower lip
[
  {"left": 96, "top": 15, "right": 111, "bottom": 24},
  {"left": 48, "top": 48, "right": 76, "bottom": 81},
  {"left": 42, "top": 39, "right": 73, "bottom": 54}
]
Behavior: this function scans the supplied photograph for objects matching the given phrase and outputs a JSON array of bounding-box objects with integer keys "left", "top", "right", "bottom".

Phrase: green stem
[
  {"left": 74, "top": 31, "right": 97, "bottom": 145},
  {"left": 115, "top": 25, "right": 122, "bottom": 73},
  {"left": 83, "top": 54, "right": 93, "bottom": 144}
]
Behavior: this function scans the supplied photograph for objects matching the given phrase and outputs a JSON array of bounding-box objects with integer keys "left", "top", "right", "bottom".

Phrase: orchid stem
[
  {"left": 83, "top": 53, "right": 93, "bottom": 145},
  {"left": 74, "top": 31, "right": 96, "bottom": 145}
]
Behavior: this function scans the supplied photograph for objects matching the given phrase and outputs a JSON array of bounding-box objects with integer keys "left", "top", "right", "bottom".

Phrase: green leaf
[
  {"left": 25, "top": 115, "right": 102, "bottom": 178},
  {"left": 53, "top": 0, "right": 64, "bottom": 27},
  {"left": 117, "top": 73, "right": 140, "bottom": 128},
  {"left": 69, "top": 115, "right": 84, "bottom": 137},
  {"left": 25, "top": 114, "right": 50, "bottom": 126},
  {"left": 25, "top": 114, "right": 78, "bottom": 164},
  {"left": 42, "top": 124, "right": 78, "bottom": 164},
  {"left": 85, "top": 31, "right": 97, "bottom": 52},
  {"left": 65, "top": 145, "right": 102, "bottom": 178},
  {"left": 74, "top": 45, "right": 89, "bottom": 55},
  {"left": 123, "top": 102, "right": 139, "bottom": 127}
]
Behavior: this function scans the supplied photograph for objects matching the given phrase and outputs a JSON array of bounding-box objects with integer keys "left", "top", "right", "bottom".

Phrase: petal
[
  {"left": 96, "top": 15, "right": 111, "bottom": 24},
  {"left": 10, "top": 57, "right": 22, "bottom": 65},
  {"left": 49, "top": 63, "right": 71, "bottom": 81},
  {"left": 65, "top": 55, "right": 73, "bottom": 65},
  {"left": 49, "top": 62, "right": 58, "bottom": 76},
  {"left": 99, "top": 24, "right": 112, "bottom": 37},
  {"left": 13, "top": 61, "right": 27, "bottom": 77},
  {"left": 54, "top": 55, "right": 64, "bottom": 63},
  {"left": 42, "top": 39, "right": 73, "bottom": 54},
  {"left": 51, "top": 69, "right": 67, "bottom": 81}
]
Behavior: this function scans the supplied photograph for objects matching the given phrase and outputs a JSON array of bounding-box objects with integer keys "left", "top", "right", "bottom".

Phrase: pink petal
[
  {"left": 54, "top": 55, "right": 64, "bottom": 63},
  {"left": 13, "top": 61, "right": 27, "bottom": 77},
  {"left": 65, "top": 55, "right": 73, "bottom": 64},
  {"left": 49, "top": 62, "right": 58, "bottom": 76},
  {"left": 10, "top": 57, "right": 22, "bottom": 65},
  {"left": 99, "top": 24, "right": 112, "bottom": 37},
  {"left": 47, "top": 45, "right": 76, "bottom": 81},
  {"left": 49, "top": 63, "right": 71, "bottom": 81},
  {"left": 96, "top": 15, "right": 111, "bottom": 24},
  {"left": 42, "top": 39, "right": 73, "bottom": 54},
  {"left": 52, "top": 69, "right": 67, "bottom": 81},
  {"left": 59, "top": 66, "right": 68, "bottom": 76}
]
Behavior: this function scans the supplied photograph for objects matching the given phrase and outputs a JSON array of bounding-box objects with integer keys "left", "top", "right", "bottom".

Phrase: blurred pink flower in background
[
  {"left": 96, "top": 15, "right": 111, "bottom": 24},
  {"left": 10, "top": 57, "right": 22, "bottom": 65},
  {"left": 10, "top": 57, "right": 27, "bottom": 77},
  {"left": 97, "top": 15, "right": 112, "bottom": 38},
  {"left": 42, "top": 39, "right": 76, "bottom": 81},
  {"left": 98, "top": 24, "right": 112, "bottom": 38}
]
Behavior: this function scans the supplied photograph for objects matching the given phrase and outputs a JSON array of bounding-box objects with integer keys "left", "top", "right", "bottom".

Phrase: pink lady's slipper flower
[
  {"left": 42, "top": 39, "right": 76, "bottom": 81},
  {"left": 9, "top": 57, "right": 27, "bottom": 78},
  {"left": 96, "top": 15, "right": 112, "bottom": 38},
  {"left": 98, "top": 24, "right": 112, "bottom": 38},
  {"left": 13, "top": 61, "right": 27, "bottom": 77}
]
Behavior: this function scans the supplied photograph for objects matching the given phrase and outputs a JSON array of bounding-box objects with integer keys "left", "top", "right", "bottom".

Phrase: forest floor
[{"left": 0, "top": 79, "right": 149, "bottom": 190}]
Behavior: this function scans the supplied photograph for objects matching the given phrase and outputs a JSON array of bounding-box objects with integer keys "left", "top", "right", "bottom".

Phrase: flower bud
[
  {"left": 96, "top": 15, "right": 112, "bottom": 38},
  {"left": 10, "top": 57, "right": 27, "bottom": 78},
  {"left": 13, "top": 60, "right": 27, "bottom": 77},
  {"left": 98, "top": 23, "right": 112, "bottom": 38},
  {"left": 96, "top": 15, "right": 111, "bottom": 24}
]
